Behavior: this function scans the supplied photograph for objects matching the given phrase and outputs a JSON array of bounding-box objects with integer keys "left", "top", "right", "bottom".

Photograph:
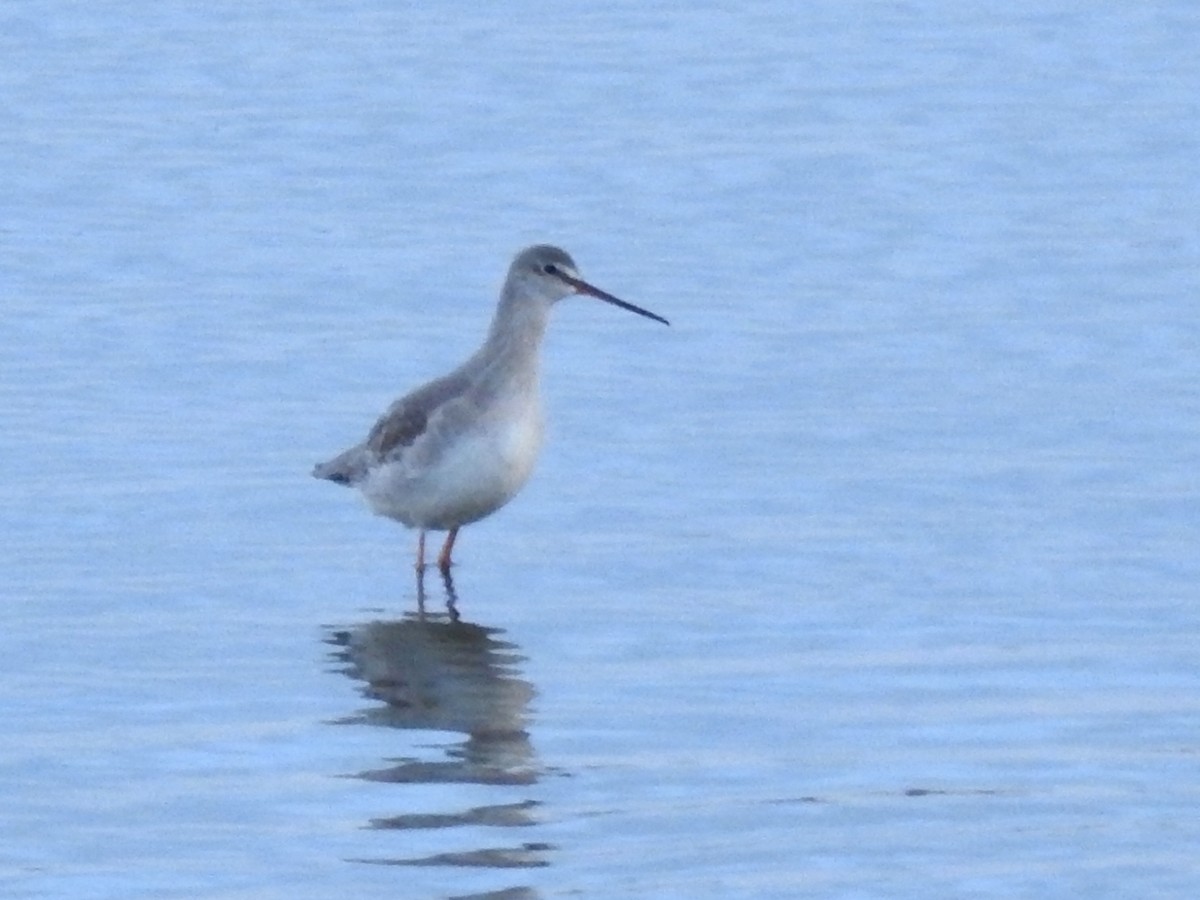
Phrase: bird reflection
[{"left": 326, "top": 569, "right": 549, "bottom": 873}]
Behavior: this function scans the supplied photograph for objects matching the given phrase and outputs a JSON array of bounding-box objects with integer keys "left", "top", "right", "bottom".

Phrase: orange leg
[
  {"left": 415, "top": 529, "right": 427, "bottom": 571},
  {"left": 437, "top": 527, "right": 459, "bottom": 572}
]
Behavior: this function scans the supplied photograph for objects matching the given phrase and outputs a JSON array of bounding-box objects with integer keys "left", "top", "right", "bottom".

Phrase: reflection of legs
[
  {"left": 437, "top": 527, "right": 459, "bottom": 573},
  {"left": 439, "top": 566, "right": 459, "bottom": 622},
  {"left": 415, "top": 530, "right": 427, "bottom": 571}
]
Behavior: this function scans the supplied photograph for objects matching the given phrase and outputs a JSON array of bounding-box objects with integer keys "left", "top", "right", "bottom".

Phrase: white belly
[{"left": 361, "top": 402, "right": 543, "bottom": 530}]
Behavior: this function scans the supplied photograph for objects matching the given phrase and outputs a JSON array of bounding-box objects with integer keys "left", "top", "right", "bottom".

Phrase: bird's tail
[{"left": 312, "top": 446, "right": 369, "bottom": 486}]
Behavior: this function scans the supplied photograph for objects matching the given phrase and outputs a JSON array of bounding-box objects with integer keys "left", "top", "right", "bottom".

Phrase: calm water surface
[{"left": 3, "top": 1, "right": 1198, "bottom": 897}]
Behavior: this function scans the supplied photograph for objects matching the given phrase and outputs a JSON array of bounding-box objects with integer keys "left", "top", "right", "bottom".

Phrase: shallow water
[{"left": 3, "top": 2, "right": 1199, "bottom": 897}]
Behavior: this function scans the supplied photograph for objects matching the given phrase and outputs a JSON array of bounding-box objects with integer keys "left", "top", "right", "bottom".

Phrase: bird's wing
[
  {"left": 367, "top": 369, "right": 474, "bottom": 460},
  {"left": 313, "top": 368, "right": 478, "bottom": 486}
]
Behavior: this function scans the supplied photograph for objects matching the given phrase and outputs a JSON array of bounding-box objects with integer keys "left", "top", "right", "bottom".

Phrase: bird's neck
[{"left": 482, "top": 296, "right": 551, "bottom": 373}]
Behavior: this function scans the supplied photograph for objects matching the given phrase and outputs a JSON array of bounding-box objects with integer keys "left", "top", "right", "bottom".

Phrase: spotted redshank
[{"left": 313, "top": 244, "right": 669, "bottom": 572}]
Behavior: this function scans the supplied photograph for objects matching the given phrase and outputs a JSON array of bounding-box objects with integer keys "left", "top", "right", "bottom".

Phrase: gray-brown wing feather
[
  {"left": 368, "top": 370, "right": 473, "bottom": 457},
  {"left": 312, "top": 369, "right": 473, "bottom": 486}
]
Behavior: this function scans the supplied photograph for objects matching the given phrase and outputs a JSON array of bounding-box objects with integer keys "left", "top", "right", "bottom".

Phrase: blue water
[{"left": 3, "top": 2, "right": 1199, "bottom": 897}]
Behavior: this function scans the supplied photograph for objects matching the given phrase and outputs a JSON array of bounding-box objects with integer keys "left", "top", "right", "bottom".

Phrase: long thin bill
[{"left": 558, "top": 272, "right": 670, "bottom": 326}]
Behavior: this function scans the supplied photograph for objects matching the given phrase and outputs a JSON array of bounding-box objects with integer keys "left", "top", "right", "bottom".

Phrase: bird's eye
[{"left": 542, "top": 263, "right": 558, "bottom": 275}]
